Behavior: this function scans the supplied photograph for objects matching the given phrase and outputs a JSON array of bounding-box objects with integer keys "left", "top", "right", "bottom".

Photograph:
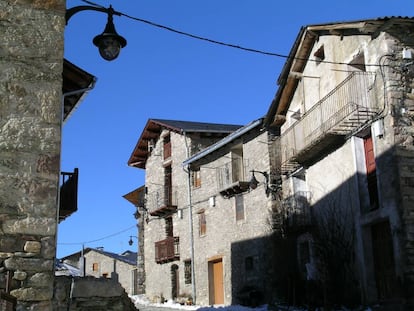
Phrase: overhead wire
[
  {"left": 79, "top": 0, "right": 385, "bottom": 68},
  {"left": 58, "top": 224, "right": 137, "bottom": 245}
]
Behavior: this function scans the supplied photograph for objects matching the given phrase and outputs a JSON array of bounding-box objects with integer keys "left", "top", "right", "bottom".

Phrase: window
[
  {"left": 364, "top": 134, "right": 379, "bottom": 210},
  {"left": 164, "top": 165, "right": 173, "bottom": 206},
  {"left": 235, "top": 194, "right": 245, "bottom": 221},
  {"left": 349, "top": 52, "right": 366, "bottom": 71},
  {"left": 231, "top": 147, "right": 244, "bottom": 182},
  {"left": 184, "top": 260, "right": 192, "bottom": 284},
  {"left": 102, "top": 273, "right": 108, "bottom": 278},
  {"left": 165, "top": 216, "right": 173, "bottom": 237},
  {"left": 314, "top": 45, "right": 325, "bottom": 64},
  {"left": 163, "top": 134, "right": 171, "bottom": 159},
  {"left": 191, "top": 168, "right": 201, "bottom": 188},
  {"left": 92, "top": 262, "right": 98, "bottom": 272},
  {"left": 198, "top": 210, "right": 206, "bottom": 236}
]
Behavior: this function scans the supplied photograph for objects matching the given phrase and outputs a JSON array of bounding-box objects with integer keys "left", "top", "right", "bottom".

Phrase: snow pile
[
  {"left": 130, "top": 295, "right": 374, "bottom": 311},
  {"left": 131, "top": 295, "right": 291, "bottom": 311}
]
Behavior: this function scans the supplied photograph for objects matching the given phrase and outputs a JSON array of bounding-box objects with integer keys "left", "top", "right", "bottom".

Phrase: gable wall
[
  {"left": 279, "top": 26, "right": 414, "bottom": 306},
  {"left": 84, "top": 251, "right": 137, "bottom": 295},
  {"left": 0, "top": 2, "right": 65, "bottom": 309}
]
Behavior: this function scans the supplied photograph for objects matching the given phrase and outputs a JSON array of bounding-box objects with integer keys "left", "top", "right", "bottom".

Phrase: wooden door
[
  {"left": 209, "top": 259, "right": 224, "bottom": 304},
  {"left": 371, "top": 221, "right": 397, "bottom": 300}
]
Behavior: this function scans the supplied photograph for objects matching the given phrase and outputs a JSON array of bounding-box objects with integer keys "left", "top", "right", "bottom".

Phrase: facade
[
  {"left": 0, "top": 2, "right": 97, "bottom": 309},
  {"left": 127, "top": 118, "right": 281, "bottom": 306},
  {"left": 60, "top": 248, "right": 138, "bottom": 295},
  {"left": 128, "top": 119, "right": 254, "bottom": 305},
  {"left": 264, "top": 18, "right": 414, "bottom": 308},
  {"left": 182, "top": 118, "right": 279, "bottom": 306}
]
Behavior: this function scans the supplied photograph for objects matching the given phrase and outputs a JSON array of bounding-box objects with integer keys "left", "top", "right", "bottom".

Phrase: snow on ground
[
  {"left": 130, "top": 295, "right": 269, "bottom": 311},
  {"left": 130, "top": 295, "right": 374, "bottom": 311}
]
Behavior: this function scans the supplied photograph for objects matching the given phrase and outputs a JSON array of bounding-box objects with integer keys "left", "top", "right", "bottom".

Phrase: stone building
[
  {"left": 182, "top": 118, "right": 279, "bottom": 306},
  {"left": 60, "top": 248, "right": 138, "bottom": 295},
  {"left": 126, "top": 118, "right": 281, "bottom": 305},
  {"left": 0, "top": 2, "right": 100, "bottom": 309},
  {"left": 127, "top": 119, "right": 251, "bottom": 305},
  {"left": 264, "top": 17, "right": 414, "bottom": 309}
]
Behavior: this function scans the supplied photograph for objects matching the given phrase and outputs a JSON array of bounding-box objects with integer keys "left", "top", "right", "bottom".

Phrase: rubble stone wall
[
  {"left": 53, "top": 276, "right": 138, "bottom": 311},
  {"left": 0, "top": 1, "right": 65, "bottom": 310}
]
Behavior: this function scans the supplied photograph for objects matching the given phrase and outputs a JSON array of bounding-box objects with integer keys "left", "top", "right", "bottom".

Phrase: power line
[
  {"left": 79, "top": 0, "right": 384, "bottom": 67},
  {"left": 58, "top": 224, "right": 137, "bottom": 245}
]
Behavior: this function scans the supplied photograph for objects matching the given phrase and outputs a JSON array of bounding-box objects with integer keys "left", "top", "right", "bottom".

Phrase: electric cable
[
  {"left": 79, "top": 0, "right": 386, "bottom": 67},
  {"left": 58, "top": 224, "right": 137, "bottom": 245}
]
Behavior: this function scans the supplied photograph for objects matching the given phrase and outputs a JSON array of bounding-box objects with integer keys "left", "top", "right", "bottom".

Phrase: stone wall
[
  {"left": 0, "top": 1, "right": 65, "bottom": 309},
  {"left": 53, "top": 276, "right": 138, "bottom": 311},
  {"left": 83, "top": 251, "right": 137, "bottom": 295}
]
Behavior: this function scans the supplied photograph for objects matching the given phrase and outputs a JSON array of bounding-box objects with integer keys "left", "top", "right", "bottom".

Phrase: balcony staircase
[{"left": 281, "top": 72, "right": 379, "bottom": 174}]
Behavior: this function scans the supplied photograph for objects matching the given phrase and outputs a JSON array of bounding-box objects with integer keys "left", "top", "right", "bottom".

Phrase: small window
[
  {"left": 191, "top": 168, "right": 201, "bottom": 188},
  {"left": 92, "top": 262, "right": 99, "bottom": 272},
  {"left": 163, "top": 134, "right": 171, "bottom": 159},
  {"left": 349, "top": 52, "right": 366, "bottom": 71},
  {"left": 184, "top": 260, "right": 192, "bottom": 284},
  {"left": 314, "top": 45, "right": 325, "bottom": 64},
  {"left": 165, "top": 216, "right": 173, "bottom": 237},
  {"left": 235, "top": 194, "right": 245, "bottom": 221},
  {"left": 102, "top": 273, "right": 108, "bottom": 278},
  {"left": 198, "top": 211, "right": 206, "bottom": 236}
]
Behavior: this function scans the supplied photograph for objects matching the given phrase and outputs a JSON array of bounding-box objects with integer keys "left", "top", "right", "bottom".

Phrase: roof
[
  {"left": 264, "top": 16, "right": 414, "bottom": 128},
  {"left": 123, "top": 186, "right": 146, "bottom": 207},
  {"left": 183, "top": 118, "right": 264, "bottom": 167},
  {"left": 62, "top": 59, "right": 96, "bottom": 123},
  {"left": 128, "top": 118, "right": 242, "bottom": 169},
  {"left": 61, "top": 248, "right": 137, "bottom": 266},
  {"left": 55, "top": 260, "right": 82, "bottom": 277}
]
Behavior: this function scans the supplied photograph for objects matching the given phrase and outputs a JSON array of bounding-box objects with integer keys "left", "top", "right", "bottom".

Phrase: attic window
[
  {"left": 349, "top": 52, "right": 366, "bottom": 72},
  {"left": 314, "top": 45, "right": 325, "bottom": 64}
]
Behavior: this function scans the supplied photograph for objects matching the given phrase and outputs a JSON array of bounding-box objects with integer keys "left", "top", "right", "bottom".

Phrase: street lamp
[
  {"left": 66, "top": 4, "right": 127, "bottom": 61},
  {"left": 249, "top": 170, "right": 280, "bottom": 197},
  {"left": 128, "top": 235, "right": 138, "bottom": 246}
]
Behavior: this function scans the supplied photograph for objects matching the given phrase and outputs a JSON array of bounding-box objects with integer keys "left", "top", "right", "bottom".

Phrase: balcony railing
[
  {"left": 59, "top": 168, "right": 79, "bottom": 222},
  {"left": 155, "top": 236, "right": 179, "bottom": 264},
  {"left": 216, "top": 158, "right": 250, "bottom": 198},
  {"left": 281, "top": 72, "right": 378, "bottom": 173},
  {"left": 147, "top": 186, "right": 178, "bottom": 217},
  {"left": 283, "top": 191, "right": 313, "bottom": 231}
]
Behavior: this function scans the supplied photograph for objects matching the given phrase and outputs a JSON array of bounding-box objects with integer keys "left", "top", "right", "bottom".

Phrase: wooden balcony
[
  {"left": 59, "top": 168, "right": 79, "bottom": 222},
  {"left": 155, "top": 236, "right": 179, "bottom": 264},
  {"left": 281, "top": 72, "right": 379, "bottom": 174},
  {"left": 216, "top": 158, "right": 250, "bottom": 198},
  {"left": 147, "top": 186, "right": 178, "bottom": 217}
]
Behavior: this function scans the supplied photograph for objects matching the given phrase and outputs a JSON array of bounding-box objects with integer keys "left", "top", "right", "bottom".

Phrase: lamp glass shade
[
  {"left": 95, "top": 36, "right": 122, "bottom": 60},
  {"left": 92, "top": 14, "right": 127, "bottom": 61},
  {"left": 249, "top": 174, "right": 259, "bottom": 189}
]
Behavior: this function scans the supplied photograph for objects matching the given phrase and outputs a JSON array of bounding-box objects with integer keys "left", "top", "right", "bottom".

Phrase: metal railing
[
  {"left": 216, "top": 158, "right": 249, "bottom": 190},
  {"left": 281, "top": 72, "right": 378, "bottom": 169},
  {"left": 155, "top": 236, "right": 179, "bottom": 263}
]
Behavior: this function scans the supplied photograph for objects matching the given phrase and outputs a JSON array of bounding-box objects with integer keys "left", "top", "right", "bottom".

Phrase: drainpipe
[{"left": 183, "top": 131, "right": 196, "bottom": 304}]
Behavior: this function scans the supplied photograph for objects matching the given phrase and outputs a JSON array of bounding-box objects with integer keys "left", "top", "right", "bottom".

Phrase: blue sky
[{"left": 58, "top": 0, "right": 414, "bottom": 257}]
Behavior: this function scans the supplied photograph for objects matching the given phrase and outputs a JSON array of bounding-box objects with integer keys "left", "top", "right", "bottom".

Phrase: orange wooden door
[{"left": 210, "top": 260, "right": 224, "bottom": 304}]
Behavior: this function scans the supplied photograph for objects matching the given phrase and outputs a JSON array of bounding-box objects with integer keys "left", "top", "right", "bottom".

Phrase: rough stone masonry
[{"left": 0, "top": 1, "right": 66, "bottom": 310}]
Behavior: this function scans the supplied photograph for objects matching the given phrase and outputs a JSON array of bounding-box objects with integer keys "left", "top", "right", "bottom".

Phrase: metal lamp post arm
[{"left": 66, "top": 5, "right": 121, "bottom": 25}]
